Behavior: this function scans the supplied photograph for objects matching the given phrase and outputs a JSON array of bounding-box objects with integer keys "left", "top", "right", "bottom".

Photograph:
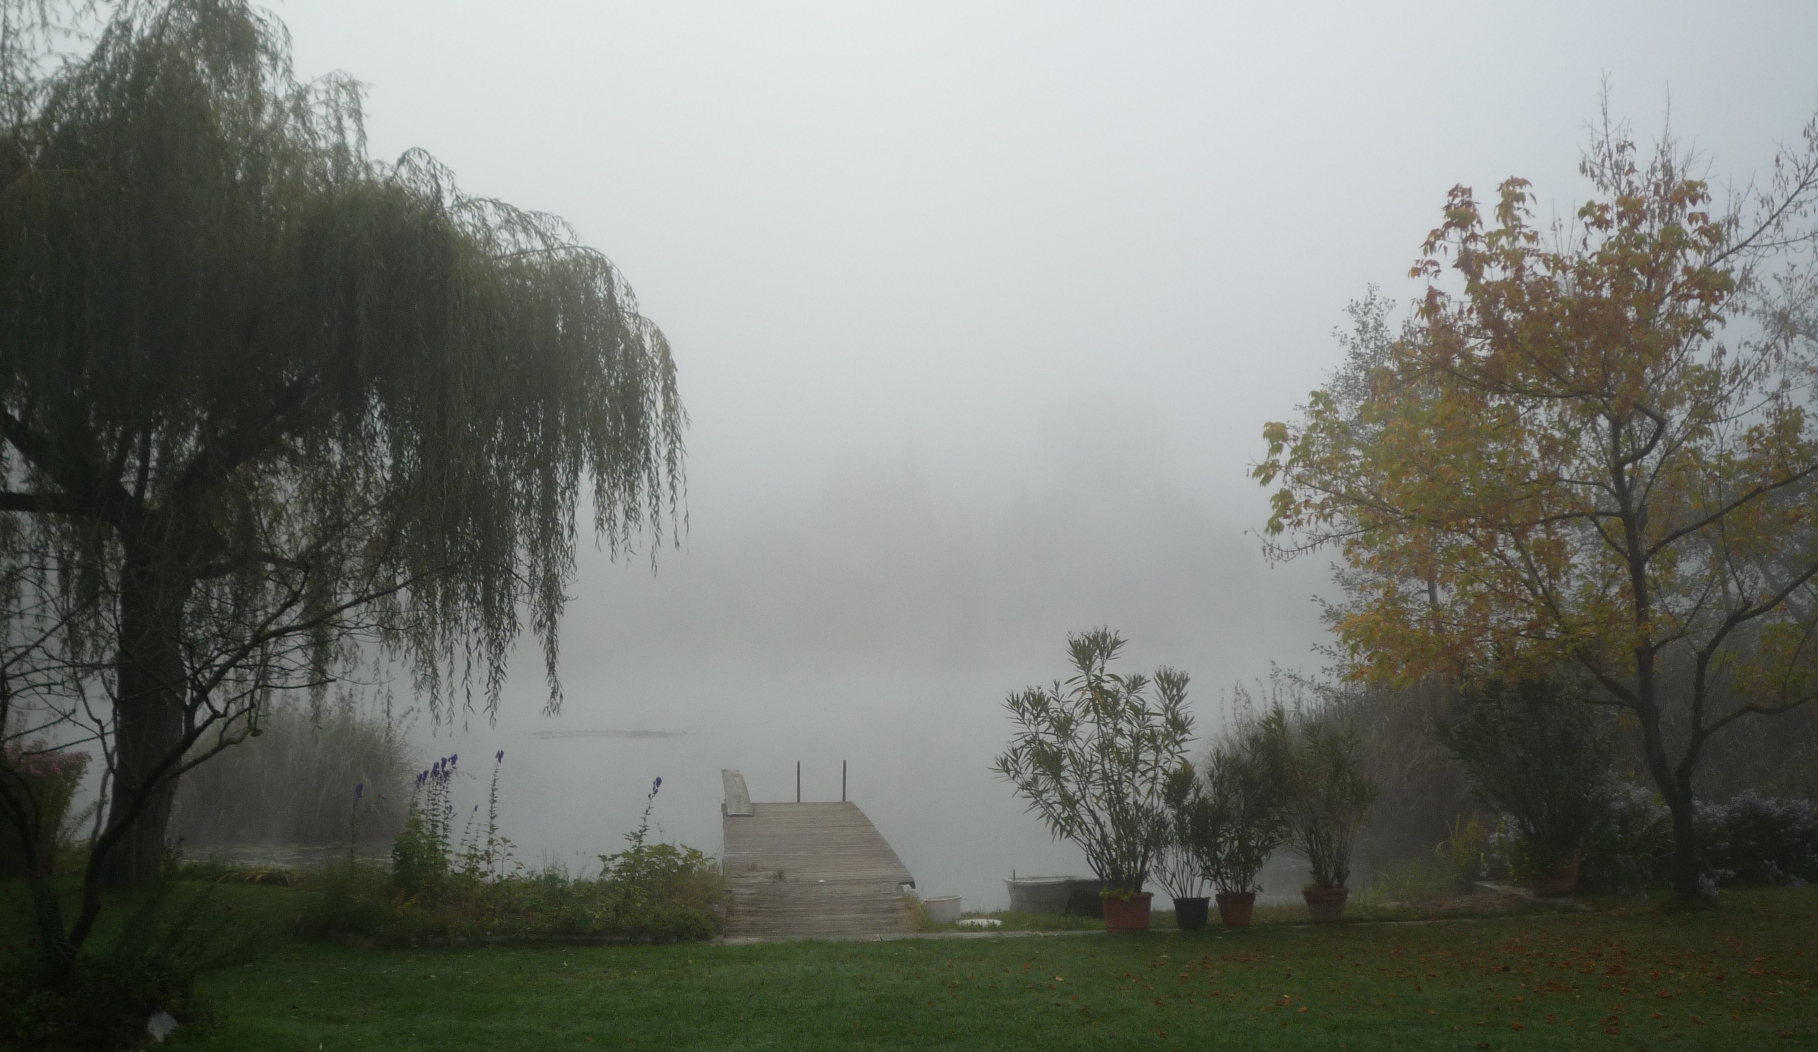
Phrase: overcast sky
[{"left": 266, "top": 0, "right": 1818, "bottom": 907}]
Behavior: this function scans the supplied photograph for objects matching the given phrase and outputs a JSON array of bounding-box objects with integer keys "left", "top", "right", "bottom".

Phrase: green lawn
[{"left": 9, "top": 883, "right": 1818, "bottom": 1050}]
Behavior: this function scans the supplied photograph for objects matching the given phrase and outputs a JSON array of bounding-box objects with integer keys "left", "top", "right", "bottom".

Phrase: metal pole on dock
[
  {"left": 796, "top": 760, "right": 801, "bottom": 803},
  {"left": 842, "top": 760, "right": 847, "bottom": 802}
]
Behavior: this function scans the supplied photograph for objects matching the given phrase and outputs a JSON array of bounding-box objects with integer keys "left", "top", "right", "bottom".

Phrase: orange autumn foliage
[{"left": 1255, "top": 112, "right": 1818, "bottom": 901}]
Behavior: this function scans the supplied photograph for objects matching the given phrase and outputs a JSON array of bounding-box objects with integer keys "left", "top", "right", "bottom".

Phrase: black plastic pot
[{"left": 1172, "top": 896, "right": 1210, "bottom": 930}]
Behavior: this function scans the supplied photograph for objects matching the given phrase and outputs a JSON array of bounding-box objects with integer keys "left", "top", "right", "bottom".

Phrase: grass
[{"left": 6, "top": 881, "right": 1817, "bottom": 1050}]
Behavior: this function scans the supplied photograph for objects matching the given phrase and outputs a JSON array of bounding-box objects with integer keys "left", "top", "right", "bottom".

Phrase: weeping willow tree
[{"left": 0, "top": 0, "right": 684, "bottom": 959}]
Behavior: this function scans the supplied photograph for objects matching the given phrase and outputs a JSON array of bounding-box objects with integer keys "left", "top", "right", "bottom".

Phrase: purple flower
[
  {"left": 496, "top": 749, "right": 504, "bottom": 763},
  {"left": 654, "top": 776, "right": 662, "bottom": 789},
  {"left": 450, "top": 754, "right": 458, "bottom": 766},
  {"left": 355, "top": 783, "right": 364, "bottom": 801}
]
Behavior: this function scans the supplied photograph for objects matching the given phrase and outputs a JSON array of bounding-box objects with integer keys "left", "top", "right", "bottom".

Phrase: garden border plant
[{"left": 308, "top": 756, "right": 722, "bottom": 947}]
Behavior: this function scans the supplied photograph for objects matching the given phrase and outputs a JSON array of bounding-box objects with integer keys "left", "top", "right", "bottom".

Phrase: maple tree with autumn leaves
[{"left": 1256, "top": 110, "right": 1818, "bottom": 903}]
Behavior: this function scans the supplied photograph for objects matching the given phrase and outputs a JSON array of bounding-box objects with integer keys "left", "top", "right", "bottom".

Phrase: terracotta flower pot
[
  {"left": 1302, "top": 886, "right": 1349, "bottom": 923},
  {"left": 1102, "top": 891, "right": 1153, "bottom": 932},
  {"left": 1172, "top": 896, "right": 1210, "bottom": 930},
  {"left": 1530, "top": 855, "right": 1581, "bottom": 898},
  {"left": 1215, "top": 891, "right": 1256, "bottom": 929}
]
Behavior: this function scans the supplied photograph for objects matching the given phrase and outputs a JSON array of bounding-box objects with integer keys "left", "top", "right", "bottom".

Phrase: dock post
[
  {"left": 842, "top": 760, "right": 847, "bottom": 802},
  {"left": 796, "top": 760, "right": 801, "bottom": 803}
]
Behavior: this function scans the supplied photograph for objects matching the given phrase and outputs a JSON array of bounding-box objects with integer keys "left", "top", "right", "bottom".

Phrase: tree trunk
[
  {"left": 1664, "top": 787, "right": 1703, "bottom": 902},
  {"left": 1635, "top": 701, "right": 1707, "bottom": 904},
  {"left": 98, "top": 542, "right": 192, "bottom": 889}
]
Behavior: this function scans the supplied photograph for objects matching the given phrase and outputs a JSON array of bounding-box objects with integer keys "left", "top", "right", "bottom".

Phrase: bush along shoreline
[{"left": 303, "top": 757, "right": 724, "bottom": 947}]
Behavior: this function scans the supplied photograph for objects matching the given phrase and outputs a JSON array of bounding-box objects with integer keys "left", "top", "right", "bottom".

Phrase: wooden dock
[{"left": 722, "top": 799, "right": 915, "bottom": 940}]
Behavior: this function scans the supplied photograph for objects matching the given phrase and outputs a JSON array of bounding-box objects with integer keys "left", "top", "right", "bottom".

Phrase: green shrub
[
  {"left": 1697, "top": 793, "right": 1818, "bottom": 886},
  {"left": 1, "top": 882, "right": 267, "bottom": 1051},
  {"left": 302, "top": 860, "right": 722, "bottom": 945},
  {"left": 594, "top": 777, "right": 721, "bottom": 938},
  {"left": 305, "top": 767, "right": 722, "bottom": 944},
  {"left": 1436, "top": 673, "right": 1613, "bottom": 880},
  {"left": 299, "top": 864, "right": 394, "bottom": 938}
]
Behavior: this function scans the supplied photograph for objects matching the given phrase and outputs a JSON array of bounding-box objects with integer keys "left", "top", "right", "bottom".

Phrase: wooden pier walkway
[{"left": 722, "top": 790, "right": 916, "bottom": 940}]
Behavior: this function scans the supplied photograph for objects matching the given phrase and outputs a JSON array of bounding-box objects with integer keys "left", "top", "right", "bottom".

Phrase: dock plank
[{"left": 723, "top": 802, "right": 914, "bottom": 939}]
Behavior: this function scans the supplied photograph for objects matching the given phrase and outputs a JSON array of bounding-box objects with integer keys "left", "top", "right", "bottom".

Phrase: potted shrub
[
  {"left": 1263, "top": 706, "right": 1376, "bottom": 922},
  {"left": 1436, "top": 673, "right": 1612, "bottom": 897},
  {"left": 1157, "top": 763, "right": 1217, "bottom": 930},
  {"left": 994, "top": 628, "right": 1194, "bottom": 933},
  {"left": 1202, "top": 725, "right": 1286, "bottom": 928}
]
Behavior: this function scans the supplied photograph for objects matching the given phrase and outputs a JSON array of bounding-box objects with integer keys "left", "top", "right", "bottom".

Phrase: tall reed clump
[{"left": 169, "top": 697, "right": 414, "bottom": 849}]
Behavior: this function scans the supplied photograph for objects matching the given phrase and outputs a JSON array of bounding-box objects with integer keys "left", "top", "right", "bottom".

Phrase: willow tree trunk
[{"left": 98, "top": 541, "right": 193, "bottom": 889}]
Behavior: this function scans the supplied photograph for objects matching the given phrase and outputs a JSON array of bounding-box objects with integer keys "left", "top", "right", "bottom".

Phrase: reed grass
[{"left": 168, "top": 698, "right": 413, "bottom": 850}]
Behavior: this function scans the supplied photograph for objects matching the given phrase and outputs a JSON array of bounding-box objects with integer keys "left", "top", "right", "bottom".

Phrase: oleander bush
[
  {"left": 993, "top": 628, "right": 1194, "bottom": 897},
  {"left": 1260, "top": 705, "right": 1377, "bottom": 891}
]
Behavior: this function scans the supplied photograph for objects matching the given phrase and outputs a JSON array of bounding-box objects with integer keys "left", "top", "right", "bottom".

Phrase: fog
[
  {"left": 260, "top": 0, "right": 1818, "bottom": 907},
  {"left": 415, "top": 405, "right": 1332, "bottom": 908}
]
